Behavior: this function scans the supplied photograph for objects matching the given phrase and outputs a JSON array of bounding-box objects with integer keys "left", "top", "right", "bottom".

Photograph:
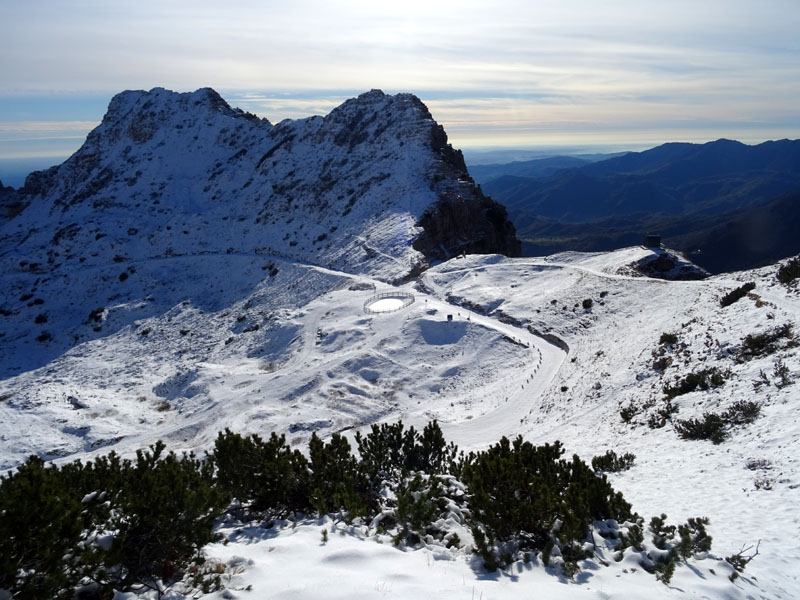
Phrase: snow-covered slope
[
  {"left": 419, "top": 247, "right": 800, "bottom": 599},
  {"left": 0, "top": 258, "right": 537, "bottom": 468},
  {"left": 2, "top": 244, "right": 798, "bottom": 599}
]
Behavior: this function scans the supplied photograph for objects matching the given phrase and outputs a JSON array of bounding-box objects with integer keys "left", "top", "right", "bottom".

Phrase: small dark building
[{"left": 644, "top": 234, "right": 662, "bottom": 248}]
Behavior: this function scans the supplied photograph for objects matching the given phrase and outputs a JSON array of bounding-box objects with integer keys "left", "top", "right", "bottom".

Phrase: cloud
[
  {"left": 0, "top": 121, "right": 99, "bottom": 135},
  {"left": 0, "top": 121, "right": 99, "bottom": 159},
  {"left": 223, "top": 93, "right": 353, "bottom": 122},
  {"left": 0, "top": 1, "right": 797, "bottom": 152}
]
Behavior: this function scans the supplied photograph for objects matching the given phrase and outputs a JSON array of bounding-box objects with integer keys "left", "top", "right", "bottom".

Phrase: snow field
[
  {"left": 420, "top": 248, "right": 800, "bottom": 599},
  {"left": 2, "top": 246, "right": 798, "bottom": 599}
]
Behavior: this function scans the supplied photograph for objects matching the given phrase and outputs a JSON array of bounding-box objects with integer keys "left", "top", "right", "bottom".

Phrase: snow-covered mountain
[
  {"left": 6, "top": 87, "right": 517, "bottom": 279},
  {"left": 0, "top": 87, "right": 518, "bottom": 377},
  {"left": 1, "top": 88, "right": 799, "bottom": 599}
]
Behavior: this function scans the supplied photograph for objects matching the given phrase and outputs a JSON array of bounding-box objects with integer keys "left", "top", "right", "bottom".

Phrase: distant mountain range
[
  {"left": 468, "top": 155, "right": 599, "bottom": 181},
  {"left": 471, "top": 139, "right": 800, "bottom": 273}
]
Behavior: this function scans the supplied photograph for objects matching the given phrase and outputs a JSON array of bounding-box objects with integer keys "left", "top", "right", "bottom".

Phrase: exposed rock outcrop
[
  {"left": 620, "top": 248, "right": 709, "bottom": 280},
  {"left": 0, "top": 180, "right": 27, "bottom": 223},
  {"left": 412, "top": 115, "right": 520, "bottom": 264}
]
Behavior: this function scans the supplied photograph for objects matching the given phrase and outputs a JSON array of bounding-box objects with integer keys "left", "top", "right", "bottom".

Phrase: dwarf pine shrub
[
  {"left": 212, "top": 429, "right": 310, "bottom": 516},
  {"left": 739, "top": 323, "right": 795, "bottom": 360},
  {"left": 720, "top": 282, "right": 756, "bottom": 307},
  {"left": 725, "top": 541, "right": 759, "bottom": 580},
  {"left": 654, "top": 557, "right": 676, "bottom": 584},
  {"left": 105, "top": 443, "right": 226, "bottom": 592},
  {"left": 677, "top": 517, "right": 712, "bottom": 560},
  {"left": 617, "top": 522, "right": 645, "bottom": 553},
  {"left": 0, "top": 419, "right": 727, "bottom": 592},
  {"left": 394, "top": 474, "right": 446, "bottom": 545},
  {"left": 638, "top": 514, "right": 711, "bottom": 584},
  {"left": 649, "top": 514, "right": 676, "bottom": 549},
  {"left": 619, "top": 403, "right": 639, "bottom": 423},
  {"left": 723, "top": 400, "right": 760, "bottom": 425},
  {"left": 461, "top": 437, "right": 632, "bottom": 569},
  {"left": 354, "top": 420, "right": 457, "bottom": 481},
  {"left": 675, "top": 413, "right": 727, "bottom": 444},
  {"left": 0, "top": 444, "right": 225, "bottom": 599},
  {"left": 777, "top": 256, "right": 800, "bottom": 285},
  {"left": 308, "top": 432, "right": 374, "bottom": 518},
  {"left": 674, "top": 401, "right": 760, "bottom": 444},
  {"left": 659, "top": 332, "right": 678, "bottom": 345},
  {"left": 773, "top": 358, "right": 792, "bottom": 388},
  {"left": 592, "top": 449, "right": 636, "bottom": 473},
  {"left": 664, "top": 367, "right": 727, "bottom": 399},
  {"left": 0, "top": 456, "right": 84, "bottom": 598}
]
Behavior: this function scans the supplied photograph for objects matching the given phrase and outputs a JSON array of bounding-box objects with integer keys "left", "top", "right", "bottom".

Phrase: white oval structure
[
  {"left": 369, "top": 297, "right": 406, "bottom": 312},
  {"left": 363, "top": 291, "right": 415, "bottom": 314}
]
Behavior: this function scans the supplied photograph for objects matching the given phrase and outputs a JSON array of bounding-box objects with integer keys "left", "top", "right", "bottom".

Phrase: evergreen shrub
[
  {"left": 739, "top": 323, "right": 795, "bottom": 360},
  {"left": 308, "top": 432, "right": 374, "bottom": 518},
  {"left": 720, "top": 282, "right": 755, "bottom": 307},
  {"left": 212, "top": 429, "right": 310, "bottom": 516},
  {"left": 0, "top": 419, "right": 727, "bottom": 592},
  {"left": 777, "top": 256, "right": 800, "bottom": 285},
  {"left": 674, "top": 413, "right": 727, "bottom": 444},
  {"left": 461, "top": 437, "right": 632, "bottom": 570},
  {"left": 0, "top": 443, "right": 225, "bottom": 598},
  {"left": 664, "top": 367, "right": 726, "bottom": 399},
  {"left": 659, "top": 332, "right": 678, "bottom": 345},
  {"left": 674, "top": 401, "right": 759, "bottom": 444},
  {"left": 592, "top": 450, "right": 636, "bottom": 472}
]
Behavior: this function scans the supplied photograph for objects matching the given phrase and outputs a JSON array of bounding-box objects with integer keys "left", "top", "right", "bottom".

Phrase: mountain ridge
[
  {"left": 3, "top": 87, "right": 519, "bottom": 281},
  {"left": 475, "top": 138, "right": 800, "bottom": 271}
]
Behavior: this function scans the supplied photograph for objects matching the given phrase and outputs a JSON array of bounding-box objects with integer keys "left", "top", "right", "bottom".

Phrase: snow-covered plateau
[{"left": 1, "top": 88, "right": 798, "bottom": 599}]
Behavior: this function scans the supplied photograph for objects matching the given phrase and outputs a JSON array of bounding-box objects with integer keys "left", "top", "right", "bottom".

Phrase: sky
[{"left": 1, "top": 0, "right": 799, "bottom": 171}]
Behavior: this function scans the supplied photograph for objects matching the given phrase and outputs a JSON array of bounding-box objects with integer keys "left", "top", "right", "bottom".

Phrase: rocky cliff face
[
  {"left": 0, "top": 180, "right": 26, "bottom": 224},
  {"left": 5, "top": 87, "right": 519, "bottom": 282}
]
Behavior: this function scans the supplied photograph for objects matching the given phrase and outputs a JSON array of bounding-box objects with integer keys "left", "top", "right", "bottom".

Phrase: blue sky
[{"left": 1, "top": 0, "right": 799, "bottom": 167}]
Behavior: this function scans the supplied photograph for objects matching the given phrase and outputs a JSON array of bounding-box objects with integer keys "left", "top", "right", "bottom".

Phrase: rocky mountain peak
[
  {"left": 91, "top": 87, "right": 266, "bottom": 150},
  {"left": 102, "top": 87, "right": 262, "bottom": 130},
  {"left": 5, "top": 87, "right": 518, "bottom": 283}
]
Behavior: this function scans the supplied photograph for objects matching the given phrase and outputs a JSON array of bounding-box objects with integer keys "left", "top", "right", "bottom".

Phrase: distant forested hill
[{"left": 472, "top": 139, "right": 800, "bottom": 273}]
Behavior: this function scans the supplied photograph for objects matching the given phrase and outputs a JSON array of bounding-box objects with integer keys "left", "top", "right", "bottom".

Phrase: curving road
[{"left": 301, "top": 262, "right": 568, "bottom": 450}]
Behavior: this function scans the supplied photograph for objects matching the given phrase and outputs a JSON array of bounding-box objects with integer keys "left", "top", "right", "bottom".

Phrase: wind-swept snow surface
[
  {"left": 2, "top": 246, "right": 798, "bottom": 598},
  {"left": 194, "top": 514, "right": 739, "bottom": 600}
]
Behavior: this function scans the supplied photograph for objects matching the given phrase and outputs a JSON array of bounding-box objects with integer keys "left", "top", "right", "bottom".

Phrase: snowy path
[
  {"left": 431, "top": 254, "right": 671, "bottom": 284},
  {"left": 78, "top": 256, "right": 567, "bottom": 459},
  {"left": 298, "top": 262, "right": 567, "bottom": 448},
  {"left": 405, "top": 294, "right": 564, "bottom": 448}
]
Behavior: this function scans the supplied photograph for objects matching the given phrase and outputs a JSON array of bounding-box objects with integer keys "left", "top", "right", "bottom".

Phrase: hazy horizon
[{"left": 3, "top": 131, "right": 795, "bottom": 190}]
